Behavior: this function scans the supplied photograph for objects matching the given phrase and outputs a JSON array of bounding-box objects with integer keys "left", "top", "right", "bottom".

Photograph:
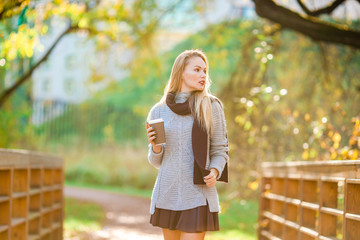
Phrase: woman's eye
[{"left": 195, "top": 69, "right": 199, "bottom": 72}]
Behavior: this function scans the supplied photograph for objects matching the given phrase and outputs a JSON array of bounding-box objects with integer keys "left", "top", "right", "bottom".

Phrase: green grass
[
  {"left": 65, "top": 180, "right": 153, "bottom": 198},
  {"left": 206, "top": 199, "right": 257, "bottom": 240},
  {"left": 64, "top": 198, "right": 105, "bottom": 237},
  {"left": 207, "top": 230, "right": 255, "bottom": 240}
]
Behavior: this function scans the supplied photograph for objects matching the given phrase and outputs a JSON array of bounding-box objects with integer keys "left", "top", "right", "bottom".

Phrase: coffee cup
[{"left": 148, "top": 118, "right": 166, "bottom": 145}]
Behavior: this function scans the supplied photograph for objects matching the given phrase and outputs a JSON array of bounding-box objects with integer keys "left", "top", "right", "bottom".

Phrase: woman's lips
[{"left": 199, "top": 80, "right": 205, "bottom": 86}]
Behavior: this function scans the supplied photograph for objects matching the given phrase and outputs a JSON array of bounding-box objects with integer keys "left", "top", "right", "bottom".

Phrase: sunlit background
[{"left": 1, "top": 0, "right": 360, "bottom": 239}]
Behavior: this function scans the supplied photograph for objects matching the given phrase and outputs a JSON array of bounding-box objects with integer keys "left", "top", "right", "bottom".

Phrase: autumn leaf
[{"left": 332, "top": 132, "right": 341, "bottom": 142}]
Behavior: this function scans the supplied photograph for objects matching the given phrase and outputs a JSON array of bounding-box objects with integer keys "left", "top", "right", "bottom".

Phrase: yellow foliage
[
  {"left": 332, "top": 132, "right": 341, "bottom": 142},
  {"left": 350, "top": 149, "right": 359, "bottom": 160},
  {"left": 349, "top": 137, "right": 357, "bottom": 146},
  {"left": 293, "top": 110, "right": 299, "bottom": 118},
  {"left": 302, "top": 150, "right": 309, "bottom": 160},
  {"left": 304, "top": 113, "right": 310, "bottom": 122},
  {"left": 2, "top": 24, "right": 40, "bottom": 60},
  {"left": 248, "top": 181, "right": 259, "bottom": 191}
]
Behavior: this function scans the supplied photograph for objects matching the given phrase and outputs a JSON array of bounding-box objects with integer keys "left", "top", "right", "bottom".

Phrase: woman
[{"left": 145, "top": 49, "right": 229, "bottom": 240}]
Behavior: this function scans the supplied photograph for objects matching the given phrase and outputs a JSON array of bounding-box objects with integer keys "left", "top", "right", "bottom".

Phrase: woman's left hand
[{"left": 203, "top": 168, "right": 219, "bottom": 187}]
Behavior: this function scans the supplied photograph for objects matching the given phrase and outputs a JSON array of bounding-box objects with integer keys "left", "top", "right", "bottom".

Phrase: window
[{"left": 64, "top": 78, "right": 76, "bottom": 95}]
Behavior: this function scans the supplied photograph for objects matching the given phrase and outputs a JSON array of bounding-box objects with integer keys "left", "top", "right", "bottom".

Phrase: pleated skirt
[{"left": 149, "top": 202, "right": 219, "bottom": 233}]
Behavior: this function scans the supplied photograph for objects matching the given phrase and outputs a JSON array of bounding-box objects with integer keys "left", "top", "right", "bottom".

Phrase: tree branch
[
  {"left": 253, "top": 0, "right": 360, "bottom": 49},
  {"left": 296, "top": 0, "right": 346, "bottom": 17},
  {"left": 0, "top": 24, "right": 75, "bottom": 108}
]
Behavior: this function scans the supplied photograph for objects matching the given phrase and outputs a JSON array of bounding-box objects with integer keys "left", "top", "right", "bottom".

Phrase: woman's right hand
[{"left": 146, "top": 123, "right": 162, "bottom": 153}]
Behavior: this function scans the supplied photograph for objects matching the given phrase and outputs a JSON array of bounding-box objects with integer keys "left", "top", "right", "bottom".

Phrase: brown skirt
[{"left": 150, "top": 203, "right": 219, "bottom": 233}]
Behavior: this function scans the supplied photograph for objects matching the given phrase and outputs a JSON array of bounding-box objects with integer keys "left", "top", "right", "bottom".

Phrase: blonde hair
[{"left": 160, "top": 49, "right": 215, "bottom": 133}]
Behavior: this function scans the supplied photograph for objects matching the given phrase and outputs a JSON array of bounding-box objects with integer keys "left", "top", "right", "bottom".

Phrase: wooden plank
[
  {"left": 42, "top": 191, "right": 53, "bottom": 208},
  {"left": 285, "top": 198, "right": 301, "bottom": 206},
  {"left": 345, "top": 213, "right": 360, "bottom": 221},
  {"left": 320, "top": 176, "right": 345, "bottom": 182},
  {"left": 301, "top": 208, "right": 317, "bottom": 229},
  {"left": 0, "top": 225, "right": 8, "bottom": 233},
  {"left": 261, "top": 230, "right": 282, "bottom": 240},
  {"left": 41, "top": 206, "right": 52, "bottom": 214},
  {"left": 40, "top": 227, "right": 52, "bottom": 236},
  {"left": 52, "top": 222, "right": 61, "bottom": 229},
  {"left": 319, "top": 212, "right": 337, "bottom": 236},
  {"left": 321, "top": 181, "right": 338, "bottom": 208},
  {"left": 320, "top": 207, "right": 343, "bottom": 217},
  {"left": 270, "top": 199, "right": 284, "bottom": 217},
  {"left": 30, "top": 169, "right": 41, "bottom": 189},
  {"left": 264, "top": 193, "right": 286, "bottom": 202},
  {"left": 28, "top": 215, "right": 40, "bottom": 235},
  {"left": 52, "top": 203, "right": 61, "bottom": 210},
  {"left": 43, "top": 186, "right": 53, "bottom": 192},
  {"left": 284, "top": 219, "right": 300, "bottom": 229},
  {"left": 28, "top": 234, "right": 40, "bottom": 240},
  {"left": 11, "top": 196, "right": 27, "bottom": 219},
  {"left": 345, "top": 182, "right": 360, "bottom": 215},
  {"left": 302, "top": 180, "right": 318, "bottom": 203},
  {"left": 299, "top": 226, "right": 318, "bottom": 237},
  {"left": 41, "top": 211, "right": 52, "bottom": 229},
  {"left": 318, "top": 236, "right": 340, "bottom": 240},
  {"left": 12, "top": 192, "right": 27, "bottom": 199},
  {"left": 286, "top": 178, "right": 300, "bottom": 199},
  {"left": 272, "top": 178, "right": 285, "bottom": 195},
  {"left": 262, "top": 160, "right": 360, "bottom": 168},
  {"left": 29, "top": 188, "right": 41, "bottom": 195},
  {"left": 12, "top": 169, "right": 28, "bottom": 193},
  {"left": 28, "top": 212, "right": 40, "bottom": 220},
  {"left": 284, "top": 226, "right": 298, "bottom": 239},
  {"left": 10, "top": 221, "right": 26, "bottom": 239},
  {"left": 0, "top": 196, "right": 9, "bottom": 203},
  {"left": 0, "top": 170, "right": 11, "bottom": 196},
  {"left": 345, "top": 218, "right": 360, "bottom": 240},
  {"left": 30, "top": 194, "right": 41, "bottom": 212},
  {"left": 346, "top": 178, "right": 360, "bottom": 184},
  {"left": 285, "top": 203, "right": 299, "bottom": 222},
  {"left": 11, "top": 217, "right": 26, "bottom": 227},
  {"left": 263, "top": 211, "right": 285, "bottom": 224},
  {"left": 301, "top": 202, "right": 319, "bottom": 210}
]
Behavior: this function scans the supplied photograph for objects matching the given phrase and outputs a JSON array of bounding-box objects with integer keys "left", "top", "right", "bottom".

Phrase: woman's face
[{"left": 181, "top": 56, "right": 207, "bottom": 92}]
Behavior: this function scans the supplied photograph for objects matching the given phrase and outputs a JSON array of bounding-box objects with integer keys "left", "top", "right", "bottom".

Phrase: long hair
[{"left": 160, "top": 49, "right": 215, "bottom": 133}]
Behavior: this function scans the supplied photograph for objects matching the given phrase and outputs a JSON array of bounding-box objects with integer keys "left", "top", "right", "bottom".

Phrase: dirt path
[{"left": 64, "top": 186, "right": 162, "bottom": 240}]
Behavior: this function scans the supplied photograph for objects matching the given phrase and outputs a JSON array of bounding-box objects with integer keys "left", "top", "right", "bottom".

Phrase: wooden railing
[
  {"left": 258, "top": 160, "right": 360, "bottom": 240},
  {"left": 0, "top": 148, "right": 63, "bottom": 240}
]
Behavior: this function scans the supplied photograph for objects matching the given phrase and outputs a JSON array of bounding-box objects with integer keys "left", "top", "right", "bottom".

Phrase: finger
[
  {"left": 206, "top": 177, "right": 216, "bottom": 185},
  {"left": 147, "top": 127, "right": 154, "bottom": 133},
  {"left": 148, "top": 131, "right": 156, "bottom": 138},
  {"left": 149, "top": 136, "right": 157, "bottom": 142},
  {"left": 204, "top": 172, "right": 214, "bottom": 180},
  {"left": 146, "top": 123, "right": 150, "bottom": 129},
  {"left": 208, "top": 179, "right": 216, "bottom": 185},
  {"left": 204, "top": 176, "right": 215, "bottom": 183}
]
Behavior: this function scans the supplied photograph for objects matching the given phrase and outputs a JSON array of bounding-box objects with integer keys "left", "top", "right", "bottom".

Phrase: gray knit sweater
[{"left": 147, "top": 92, "right": 229, "bottom": 214}]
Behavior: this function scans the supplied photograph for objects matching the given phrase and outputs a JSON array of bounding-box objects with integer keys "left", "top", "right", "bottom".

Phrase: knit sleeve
[
  {"left": 147, "top": 104, "right": 164, "bottom": 169},
  {"left": 209, "top": 100, "right": 229, "bottom": 180}
]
